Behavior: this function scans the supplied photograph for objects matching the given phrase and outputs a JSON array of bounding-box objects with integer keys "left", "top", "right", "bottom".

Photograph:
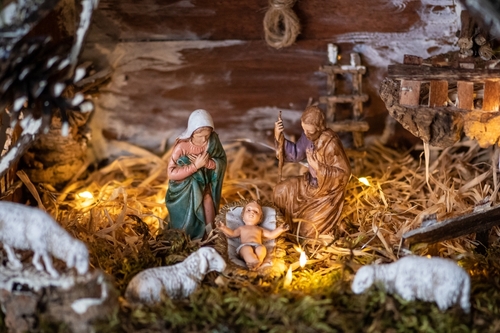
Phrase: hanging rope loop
[{"left": 263, "top": 0, "right": 300, "bottom": 49}]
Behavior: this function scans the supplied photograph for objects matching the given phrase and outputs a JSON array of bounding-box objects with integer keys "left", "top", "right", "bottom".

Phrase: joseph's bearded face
[{"left": 301, "top": 122, "right": 321, "bottom": 141}]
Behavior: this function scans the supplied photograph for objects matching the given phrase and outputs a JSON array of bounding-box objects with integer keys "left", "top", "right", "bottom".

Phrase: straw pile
[{"left": 28, "top": 137, "right": 500, "bottom": 332}]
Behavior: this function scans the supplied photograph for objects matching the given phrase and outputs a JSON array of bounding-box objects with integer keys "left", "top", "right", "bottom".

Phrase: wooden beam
[
  {"left": 457, "top": 81, "right": 474, "bottom": 110},
  {"left": 429, "top": 80, "right": 448, "bottom": 107},
  {"left": 403, "top": 204, "right": 500, "bottom": 244},
  {"left": 388, "top": 64, "right": 500, "bottom": 82},
  {"left": 483, "top": 80, "right": 500, "bottom": 111},
  {"left": 399, "top": 80, "right": 421, "bottom": 106}
]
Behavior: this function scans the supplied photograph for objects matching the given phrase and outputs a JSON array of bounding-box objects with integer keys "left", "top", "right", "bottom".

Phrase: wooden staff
[{"left": 277, "top": 111, "right": 285, "bottom": 182}]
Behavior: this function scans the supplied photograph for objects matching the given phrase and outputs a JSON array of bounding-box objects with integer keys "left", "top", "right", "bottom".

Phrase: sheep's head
[
  {"left": 352, "top": 265, "right": 375, "bottom": 294},
  {"left": 198, "top": 247, "right": 226, "bottom": 274},
  {"left": 67, "top": 241, "right": 90, "bottom": 275}
]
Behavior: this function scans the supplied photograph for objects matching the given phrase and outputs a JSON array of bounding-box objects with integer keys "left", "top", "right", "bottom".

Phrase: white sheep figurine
[
  {"left": 0, "top": 201, "right": 89, "bottom": 277},
  {"left": 352, "top": 256, "right": 470, "bottom": 313},
  {"left": 125, "top": 247, "right": 226, "bottom": 303}
]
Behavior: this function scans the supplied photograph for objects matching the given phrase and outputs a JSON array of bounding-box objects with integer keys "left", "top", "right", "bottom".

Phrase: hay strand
[{"left": 26, "top": 136, "right": 500, "bottom": 331}]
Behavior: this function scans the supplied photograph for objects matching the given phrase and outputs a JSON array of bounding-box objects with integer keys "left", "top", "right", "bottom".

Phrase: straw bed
[{"left": 29, "top": 138, "right": 500, "bottom": 331}]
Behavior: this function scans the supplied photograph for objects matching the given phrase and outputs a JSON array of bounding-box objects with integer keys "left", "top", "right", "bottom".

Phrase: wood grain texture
[
  {"left": 403, "top": 204, "right": 500, "bottom": 245},
  {"left": 379, "top": 78, "right": 465, "bottom": 147},
  {"left": 429, "top": 80, "right": 448, "bottom": 107},
  {"left": 93, "top": 0, "right": 421, "bottom": 41},
  {"left": 483, "top": 79, "right": 500, "bottom": 111},
  {"left": 457, "top": 81, "right": 474, "bottom": 110},
  {"left": 399, "top": 80, "right": 421, "bottom": 106},
  {"left": 84, "top": 0, "right": 462, "bottom": 151},
  {"left": 87, "top": 39, "right": 389, "bottom": 151},
  {"left": 388, "top": 64, "right": 500, "bottom": 82}
]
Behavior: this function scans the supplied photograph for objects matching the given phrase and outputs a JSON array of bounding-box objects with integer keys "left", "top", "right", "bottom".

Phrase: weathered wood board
[
  {"left": 457, "top": 81, "right": 474, "bottom": 110},
  {"left": 93, "top": 0, "right": 422, "bottom": 41},
  {"left": 83, "top": 0, "right": 463, "bottom": 153},
  {"left": 429, "top": 80, "right": 449, "bottom": 107},
  {"left": 403, "top": 204, "right": 500, "bottom": 245},
  {"left": 399, "top": 80, "right": 421, "bottom": 106},
  {"left": 483, "top": 80, "right": 500, "bottom": 111}
]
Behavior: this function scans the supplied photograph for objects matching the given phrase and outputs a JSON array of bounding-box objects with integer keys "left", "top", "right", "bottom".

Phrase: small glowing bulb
[
  {"left": 78, "top": 191, "right": 93, "bottom": 199},
  {"left": 299, "top": 251, "right": 307, "bottom": 268},
  {"left": 284, "top": 266, "right": 293, "bottom": 287},
  {"left": 358, "top": 177, "right": 371, "bottom": 186}
]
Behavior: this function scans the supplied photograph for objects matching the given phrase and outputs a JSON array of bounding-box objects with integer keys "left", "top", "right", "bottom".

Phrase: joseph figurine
[{"left": 273, "top": 106, "right": 351, "bottom": 238}]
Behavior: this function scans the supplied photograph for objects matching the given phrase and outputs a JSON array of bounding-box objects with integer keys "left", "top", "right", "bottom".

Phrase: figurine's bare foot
[
  {"left": 247, "top": 260, "right": 261, "bottom": 271},
  {"left": 259, "top": 260, "right": 272, "bottom": 269},
  {"left": 7, "top": 260, "right": 22, "bottom": 270}
]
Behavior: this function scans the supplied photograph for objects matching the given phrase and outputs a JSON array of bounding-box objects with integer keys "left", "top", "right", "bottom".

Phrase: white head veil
[{"left": 178, "top": 109, "right": 214, "bottom": 140}]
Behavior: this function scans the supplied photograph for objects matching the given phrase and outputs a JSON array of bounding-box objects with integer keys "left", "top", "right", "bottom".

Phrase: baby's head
[{"left": 241, "top": 201, "right": 264, "bottom": 225}]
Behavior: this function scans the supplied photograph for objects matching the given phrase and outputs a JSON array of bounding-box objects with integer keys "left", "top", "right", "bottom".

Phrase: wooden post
[
  {"left": 326, "top": 73, "right": 336, "bottom": 120},
  {"left": 326, "top": 100, "right": 336, "bottom": 121},
  {"left": 429, "top": 80, "right": 448, "bottom": 107},
  {"left": 326, "top": 72, "right": 336, "bottom": 96},
  {"left": 483, "top": 80, "right": 500, "bottom": 111},
  {"left": 457, "top": 81, "right": 474, "bottom": 110},
  {"left": 400, "top": 80, "right": 421, "bottom": 106},
  {"left": 458, "top": 10, "right": 475, "bottom": 55}
]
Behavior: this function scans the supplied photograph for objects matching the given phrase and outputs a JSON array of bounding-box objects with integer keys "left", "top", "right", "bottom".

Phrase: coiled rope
[{"left": 263, "top": 0, "right": 301, "bottom": 49}]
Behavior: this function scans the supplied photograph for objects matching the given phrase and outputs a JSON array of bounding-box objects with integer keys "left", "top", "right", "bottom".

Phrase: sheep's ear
[{"left": 198, "top": 255, "right": 209, "bottom": 274}]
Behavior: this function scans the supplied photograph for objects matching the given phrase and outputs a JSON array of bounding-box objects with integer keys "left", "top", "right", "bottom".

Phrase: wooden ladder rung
[
  {"left": 327, "top": 120, "right": 369, "bottom": 132},
  {"left": 344, "top": 149, "right": 367, "bottom": 159},
  {"left": 320, "top": 94, "right": 369, "bottom": 104},
  {"left": 320, "top": 65, "right": 366, "bottom": 75}
]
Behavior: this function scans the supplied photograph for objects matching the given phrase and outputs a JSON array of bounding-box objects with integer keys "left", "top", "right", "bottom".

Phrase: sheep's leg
[
  {"left": 460, "top": 278, "right": 471, "bottom": 313},
  {"left": 40, "top": 251, "right": 59, "bottom": 278},
  {"left": 4, "top": 244, "right": 22, "bottom": 269},
  {"left": 32, "top": 252, "right": 45, "bottom": 271}
]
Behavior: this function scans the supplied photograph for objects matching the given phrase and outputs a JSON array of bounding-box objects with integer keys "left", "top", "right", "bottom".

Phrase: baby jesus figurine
[{"left": 217, "top": 201, "right": 289, "bottom": 270}]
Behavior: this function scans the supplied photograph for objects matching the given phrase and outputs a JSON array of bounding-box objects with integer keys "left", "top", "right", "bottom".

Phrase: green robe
[{"left": 166, "top": 132, "right": 226, "bottom": 239}]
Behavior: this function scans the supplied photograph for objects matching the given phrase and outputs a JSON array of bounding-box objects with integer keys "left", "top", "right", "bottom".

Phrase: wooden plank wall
[{"left": 83, "top": 0, "right": 462, "bottom": 153}]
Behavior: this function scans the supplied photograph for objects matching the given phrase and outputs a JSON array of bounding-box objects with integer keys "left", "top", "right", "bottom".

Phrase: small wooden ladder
[{"left": 319, "top": 44, "right": 369, "bottom": 174}]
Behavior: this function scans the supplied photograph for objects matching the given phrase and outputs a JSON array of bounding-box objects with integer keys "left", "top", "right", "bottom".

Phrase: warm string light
[
  {"left": 299, "top": 250, "right": 307, "bottom": 268},
  {"left": 357, "top": 177, "right": 387, "bottom": 207},
  {"left": 77, "top": 191, "right": 93, "bottom": 199},
  {"left": 284, "top": 247, "right": 309, "bottom": 288},
  {"left": 358, "top": 177, "right": 371, "bottom": 187},
  {"left": 77, "top": 191, "right": 94, "bottom": 208},
  {"left": 284, "top": 266, "right": 293, "bottom": 287}
]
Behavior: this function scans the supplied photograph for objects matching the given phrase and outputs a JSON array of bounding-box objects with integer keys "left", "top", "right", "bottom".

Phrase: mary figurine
[{"left": 166, "top": 109, "right": 227, "bottom": 239}]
